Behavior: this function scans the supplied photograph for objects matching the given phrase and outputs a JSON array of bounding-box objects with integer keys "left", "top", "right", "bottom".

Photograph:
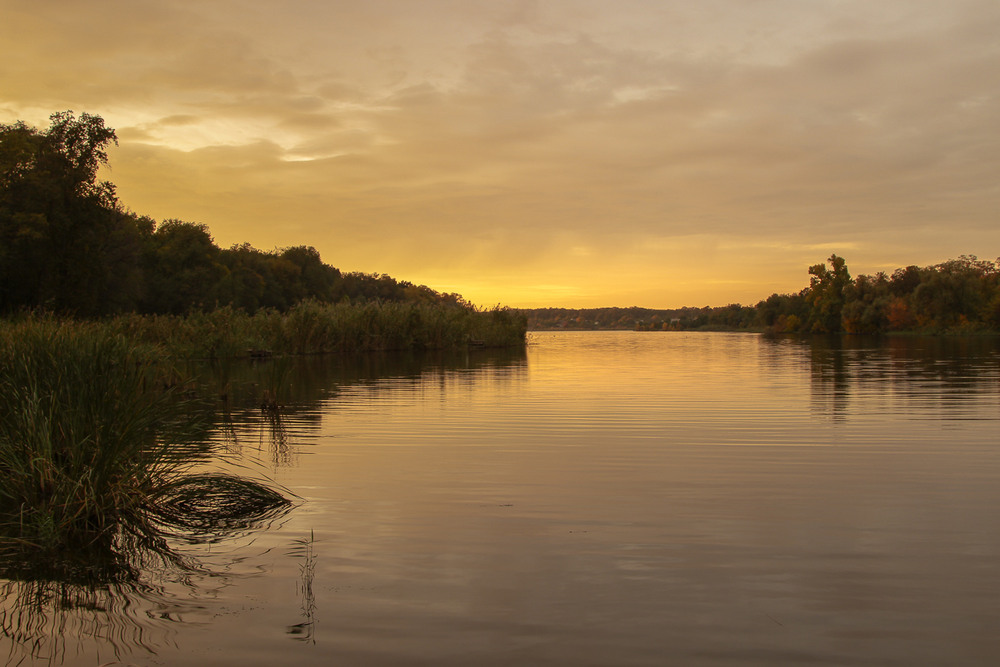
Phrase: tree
[
  {"left": 841, "top": 272, "right": 891, "bottom": 334},
  {"left": 277, "top": 245, "right": 341, "bottom": 304},
  {"left": 1, "top": 111, "right": 475, "bottom": 317},
  {"left": 140, "top": 220, "right": 225, "bottom": 313},
  {"left": 754, "top": 292, "right": 807, "bottom": 331},
  {"left": 910, "top": 256, "right": 995, "bottom": 330},
  {"left": 0, "top": 111, "right": 143, "bottom": 315},
  {"left": 805, "top": 254, "right": 851, "bottom": 333}
]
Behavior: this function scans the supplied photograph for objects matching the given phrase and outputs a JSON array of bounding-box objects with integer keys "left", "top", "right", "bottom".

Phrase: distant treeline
[
  {"left": 0, "top": 112, "right": 469, "bottom": 317},
  {"left": 525, "top": 253, "right": 1000, "bottom": 334}
]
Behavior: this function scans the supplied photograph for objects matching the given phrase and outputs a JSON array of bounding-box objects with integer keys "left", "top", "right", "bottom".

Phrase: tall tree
[
  {"left": 805, "top": 254, "right": 851, "bottom": 333},
  {"left": 0, "top": 111, "right": 143, "bottom": 315}
]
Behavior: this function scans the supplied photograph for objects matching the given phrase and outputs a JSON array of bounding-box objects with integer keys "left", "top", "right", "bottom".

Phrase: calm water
[{"left": 4, "top": 332, "right": 1000, "bottom": 666}]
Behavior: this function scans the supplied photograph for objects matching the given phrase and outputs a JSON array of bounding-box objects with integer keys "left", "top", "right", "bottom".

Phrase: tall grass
[
  {"left": 0, "top": 300, "right": 524, "bottom": 545},
  {"left": 108, "top": 301, "right": 527, "bottom": 359},
  {"left": 0, "top": 318, "right": 205, "bottom": 549},
  {"left": 0, "top": 317, "right": 298, "bottom": 662},
  {"left": 272, "top": 300, "right": 527, "bottom": 354}
]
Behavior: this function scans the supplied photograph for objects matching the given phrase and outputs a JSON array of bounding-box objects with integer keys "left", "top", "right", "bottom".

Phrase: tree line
[
  {"left": 525, "top": 254, "right": 1000, "bottom": 334},
  {"left": 4, "top": 113, "right": 995, "bottom": 334},
  {"left": 755, "top": 253, "right": 1000, "bottom": 334},
  {"left": 0, "top": 112, "right": 469, "bottom": 317}
]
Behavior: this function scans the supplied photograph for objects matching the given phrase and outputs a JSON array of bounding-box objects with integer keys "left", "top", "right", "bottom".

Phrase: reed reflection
[
  {"left": 0, "top": 347, "right": 530, "bottom": 663},
  {"left": 200, "top": 346, "right": 529, "bottom": 468},
  {"left": 0, "top": 472, "right": 294, "bottom": 665},
  {"left": 195, "top": 346, "right": 529, "bottom": 410},
  {"left": 286, "top": 530, "right": 318, "bottom": 644}
]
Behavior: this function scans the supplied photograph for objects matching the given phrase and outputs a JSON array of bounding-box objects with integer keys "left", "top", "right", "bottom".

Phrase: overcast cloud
[{"left": 2, "top": 0, "right": 997, "bottom": 306}]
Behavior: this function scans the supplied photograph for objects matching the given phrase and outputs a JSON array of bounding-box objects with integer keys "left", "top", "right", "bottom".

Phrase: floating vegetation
[{"left": 150, "top": 473, "right": 294, "bottom": 540}]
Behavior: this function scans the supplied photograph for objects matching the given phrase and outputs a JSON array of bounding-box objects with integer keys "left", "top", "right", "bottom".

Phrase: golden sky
[{"left": 2, "top": 0, "right": 997, "bottom": 308}]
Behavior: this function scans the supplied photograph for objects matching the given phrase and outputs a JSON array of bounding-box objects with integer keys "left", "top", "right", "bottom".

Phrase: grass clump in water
[
  {"left": 150, "top": 473, "right": 292, "bottom": 538},
  {"left": 0, "top": 318, "right": 211, "bottom": 551},
  {"left": 0, "top": 317, "right": 296, "bottom": 662},
  {"left": 0, "top": 319, "right": 185, "bottom": 549}
]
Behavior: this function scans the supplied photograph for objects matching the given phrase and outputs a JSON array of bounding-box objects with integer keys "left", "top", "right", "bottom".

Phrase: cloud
[{"left": 3, "top": 0, "right": 998, "bottom": 306}]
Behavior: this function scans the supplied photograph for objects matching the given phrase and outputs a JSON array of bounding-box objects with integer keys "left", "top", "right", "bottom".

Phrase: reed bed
[
  {"left": 0, "top": 318, "right": 290, "bottom": 548},
  {"left": 108, "top": 301, "right": 527, "bottom": 359},
  {"left": 0, "top": 318, "right": 205, "bottom": 550},
  {"left": 0, "top": 300, "right": 522, "bottom": 553}
]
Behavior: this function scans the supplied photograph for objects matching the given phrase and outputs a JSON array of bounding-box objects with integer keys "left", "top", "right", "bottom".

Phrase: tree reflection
[
  {"left": 763, "top": 334, "right": 1000, "bottom": 423},
  {"left": 806, "top": 335, "right": 853, "bottom": 422}
]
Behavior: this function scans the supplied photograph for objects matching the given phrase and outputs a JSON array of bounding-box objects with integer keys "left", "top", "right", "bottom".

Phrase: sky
[{"left": 2, "top": 0, "right": 998, "bottom": 308}]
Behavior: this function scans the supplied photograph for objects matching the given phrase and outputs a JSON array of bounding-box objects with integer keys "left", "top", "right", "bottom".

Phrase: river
[{"left": 4, "top": 331, "right": 1000, "bottom": 665}]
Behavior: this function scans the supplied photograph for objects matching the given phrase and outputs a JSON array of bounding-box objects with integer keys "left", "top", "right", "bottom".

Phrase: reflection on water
[
  {"left": 201, "top": 346, "right": 529, "bottom": 463},
  {"left": 786, "top": 334, "right": 1000, "bottom": 423},
  {"left": 0, "top": 477, "right": 295, "bottom": 666},
  {"left": 5, "top": 334, "right": 1000, "bottom": 665},
  {"left": 0, "top": 471, "right": 294, "bottom": 663},
  {"left": 1, "top": 527, "right": 192, "bottom": 665},
  {"left": 0, "top": 347, "right": 526, "bottom": 665},
  {"left": 286, "top": 530, "right": 318, "bottom": 644}
]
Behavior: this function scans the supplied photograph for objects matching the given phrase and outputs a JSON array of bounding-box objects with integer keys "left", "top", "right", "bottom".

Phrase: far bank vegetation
[{"left": 525, "top": 254, "right": 1000, "bottom": 335}]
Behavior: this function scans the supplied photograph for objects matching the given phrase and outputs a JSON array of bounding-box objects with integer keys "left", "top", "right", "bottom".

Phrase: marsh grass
[
  {"left": 0, "top": 317, "right": 291, "bottom": 553},
  {"left": 0, "top": 302, "right": 524, "bottom": 547},
  {"left": 108, "top": 301, "right": 527, "bottom": 359},
  {"left": 0, "top": 319, "right": 193, "bottom": 550},
  {"left": 0, "top": 317, "right": 298, "bottom": 662}
]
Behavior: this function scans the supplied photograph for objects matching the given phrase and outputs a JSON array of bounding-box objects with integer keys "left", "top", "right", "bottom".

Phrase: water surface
[{"left": 5, "top": 332, "right": 1000, "bottom": 665}]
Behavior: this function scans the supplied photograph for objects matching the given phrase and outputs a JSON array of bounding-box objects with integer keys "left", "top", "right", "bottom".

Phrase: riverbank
[
  {"left": 3, "top": 301, "right": 527, "bottom": 360},
  {"left": 0, "top": 302, "right": 525, "bottom": 554}
]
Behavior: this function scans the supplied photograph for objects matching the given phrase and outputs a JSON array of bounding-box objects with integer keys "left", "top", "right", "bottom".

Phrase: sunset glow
[{"left": 4, "top": 0, "right": 997, "bottom": 307}]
